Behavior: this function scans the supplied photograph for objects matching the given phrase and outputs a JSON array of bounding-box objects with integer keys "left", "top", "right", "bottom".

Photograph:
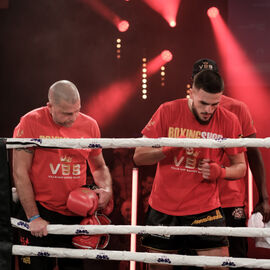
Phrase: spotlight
[
  {"left": 161, "top": 50, "right": 173, "bottom": 62},
  {"left": 160, "top": 65, "right": 166, "bottom": 87},
  {"left": 116, "top": 38, "right": 122, "bottom": 59},
  {"left": 141, "top": 57, "right": 148, "bottom": 100},
  {"left": 169, "top": 20, "right": 176, "bottom": 28},
  {"left": 118, "top": 20, "right": 130, "bottom": 32},
  {"left": 207, "top": 7, "right": 219, "bottom": 18}
]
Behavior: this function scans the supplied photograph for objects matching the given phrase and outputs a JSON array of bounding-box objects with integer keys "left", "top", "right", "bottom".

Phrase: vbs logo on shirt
[
  {"left": 49, "top": 155, "right": 81, "bottom": 179},
  {"left": 173, "top": 147, "right": 209, "bottom": 172},
  {"left": 168, "top": 126, "right": 223, "bottom": 172}
]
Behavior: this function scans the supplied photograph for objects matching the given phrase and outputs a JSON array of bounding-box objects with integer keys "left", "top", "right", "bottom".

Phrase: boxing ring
[{"left": 2, "top": 137, "right": 270, "bottom": 269}]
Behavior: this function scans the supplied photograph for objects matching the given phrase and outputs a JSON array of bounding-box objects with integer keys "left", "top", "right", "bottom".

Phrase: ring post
[{"left": 0, "top": 139, "right": 12, "bottom": 269}]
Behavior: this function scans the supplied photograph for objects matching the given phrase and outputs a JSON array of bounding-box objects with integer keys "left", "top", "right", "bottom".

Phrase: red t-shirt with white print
[
  {"left": 142, "top": 98, "right": 245, "bottom": 216},
  {"left": 13, "top": 106, "right": 101, "bottom": 215}
]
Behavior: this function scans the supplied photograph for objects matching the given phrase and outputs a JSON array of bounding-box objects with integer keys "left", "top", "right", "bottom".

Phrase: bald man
[{"left": 13, "top": 80, "right": 112, "bottom": 270}]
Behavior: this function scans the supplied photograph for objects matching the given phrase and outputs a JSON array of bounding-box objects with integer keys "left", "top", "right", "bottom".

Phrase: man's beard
[{"left": 191, "top": 102, "right": 214, "bottom": 125}]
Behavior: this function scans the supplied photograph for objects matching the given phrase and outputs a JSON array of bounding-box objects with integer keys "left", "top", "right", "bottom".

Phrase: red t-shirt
[
  {"left": 218, "top": 95, "right": 256, "bottom": 208},
  {"left": 142, "top": 98, "right": 245, "bottom": 216},
  {"left": 13, "top": 106, "right": 101, "bottom": 215}
]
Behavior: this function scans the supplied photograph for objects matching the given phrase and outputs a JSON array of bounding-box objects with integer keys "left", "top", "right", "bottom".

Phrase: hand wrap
[{"left": 208, "top": 162, "right": 226, "bottom": 180}]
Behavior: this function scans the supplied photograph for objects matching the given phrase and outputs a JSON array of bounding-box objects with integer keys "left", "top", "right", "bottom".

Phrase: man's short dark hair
[
  {"left": 193, "top": 69, "right": 224, "bottom": 93},
  {"left": 192, "top": 58, "right": 219, "bottom": 78}
]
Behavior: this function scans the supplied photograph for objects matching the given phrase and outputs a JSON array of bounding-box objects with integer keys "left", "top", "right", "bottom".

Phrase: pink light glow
[
  {"left": 208, "top": 11, "right": 270, "bottom": 121},
  {"left": 84, "top": 51, "right": 173, "bottom": 128},
  {"left": 207, "top": 7, "right": 219, "bottom": 18},
  {"left": 82, "top": 0, "right": 129, "bottom": 32},
  {"left": 169, "top": 20, "right": 177, "bottom": 27},
  {"left": 85, "top": 80, "right": 135, "bottom": 127},
  {"left": 161, "top": 50, "right": 173, "bottom": 62},
  {"left": 143, "top": 0, "right": 181, "bottom": 27},
  {"left": 117, "top": 20, "right": 130, "bottom": 32}
]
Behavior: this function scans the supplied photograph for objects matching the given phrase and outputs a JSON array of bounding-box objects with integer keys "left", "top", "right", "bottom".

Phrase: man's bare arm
[
  {"left": 88, "top": 153, "right": 112, "bottom": 209},
  {"left": 13, "top": 149, "right": 48, "bottom": 237}
]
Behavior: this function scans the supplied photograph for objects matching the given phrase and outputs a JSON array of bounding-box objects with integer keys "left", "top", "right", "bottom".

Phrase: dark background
[
  {"left": 0, "top": 0, "right": 228, "bottom": 138},
  {"left": 1, "top": 0, "right": 270, "bottom": 263}
]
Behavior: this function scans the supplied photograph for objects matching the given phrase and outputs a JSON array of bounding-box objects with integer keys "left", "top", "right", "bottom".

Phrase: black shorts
[
  {"left": 141, "top": 206, "right": 228, "bottom": 252},
  {"left": 16, "top": 202, "right": 84, "bottom": 270},
  {"left": 222, "top": 206, "right": 248, "bottom": 258}
]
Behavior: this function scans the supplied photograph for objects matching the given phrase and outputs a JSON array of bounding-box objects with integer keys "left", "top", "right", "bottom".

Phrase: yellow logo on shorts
[
  {"left": 191, "top": 210, "right": 222, "bottom": 225},
  {"left": 22, "top": 256, "right": 31, "bottom": 264}
]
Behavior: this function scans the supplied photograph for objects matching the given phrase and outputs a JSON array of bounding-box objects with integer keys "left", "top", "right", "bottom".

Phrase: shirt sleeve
[
  {"left": 142, "top": 104, "right": 167, "bottom": 138},
  {"left": 13, "top": 116, "right": 34, "bottom": 138},
  {"left": 224, "top": 113, "right": 246, "bottom": 156},
  {"left": 239, "top": 102, "right": 256, "bottom": 137},
  {"left": 89, "top": 120, "right": 102, "bottom": 156}
]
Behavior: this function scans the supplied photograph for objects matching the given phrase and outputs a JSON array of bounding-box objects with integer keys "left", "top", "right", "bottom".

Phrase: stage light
[
  {"left": 116, "top": 38, "right": 122, "bottom": 59},
  {"left": 141, "top": 57, "right": 148, "bottom": 100},
  {"left": 161, "top": 50, "right": 173, "bottom": 62},
  {"left": 160, "top": 65, "right": 167, "bottom": 86},
  {"left": 186, "top": 84, "right": 191, "bottom": 98},
  {"left": 118, "top": 20, "right": 130, "bottom": 32},
  {"left": 207, "top": 7, "right": 219, "bottom": 18},
  {"left": 142, "top": 0, "right": 181, "bottom": 27},
  {"left": 83, "top": 0, "right": 130, "bottom": 32},
  {"left": 169, "top": 20, "right": 176, "bottom": 27}
]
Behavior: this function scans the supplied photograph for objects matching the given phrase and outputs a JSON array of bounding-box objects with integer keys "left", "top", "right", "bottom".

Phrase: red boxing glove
[
  {"left": 72, "top": 213, "right": 111, "bottom": 249},
  {"left": 67, "top": 187, "right": 98, "bottom": 217},
  {"left": 208, "top": 162, "right": 226, "bottom": 180},
  {"left": 83, "top": 184, "right": 113, "bottom": 215}
]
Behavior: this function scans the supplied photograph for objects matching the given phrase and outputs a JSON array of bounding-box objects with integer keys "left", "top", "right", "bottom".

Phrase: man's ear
[
  {"left": 47, "top": 102, "right": 52, "bottom": 112},
  {"left": 189, "top": 87, "right": 194, "bottom": 99}
]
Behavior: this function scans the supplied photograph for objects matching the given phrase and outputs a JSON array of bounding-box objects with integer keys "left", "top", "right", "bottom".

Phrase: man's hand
[
  {"left": 202, "top": 162, "right": 226, "bottom": 181},
  {"left": 95, "top": 188, "right": 112, "bottom": 210},
  {"left": 253, "top": 200, "right": 270, "bottom": 223},
  {"left": 29, "top": 217, "right": 49, "bottom": 237}
]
